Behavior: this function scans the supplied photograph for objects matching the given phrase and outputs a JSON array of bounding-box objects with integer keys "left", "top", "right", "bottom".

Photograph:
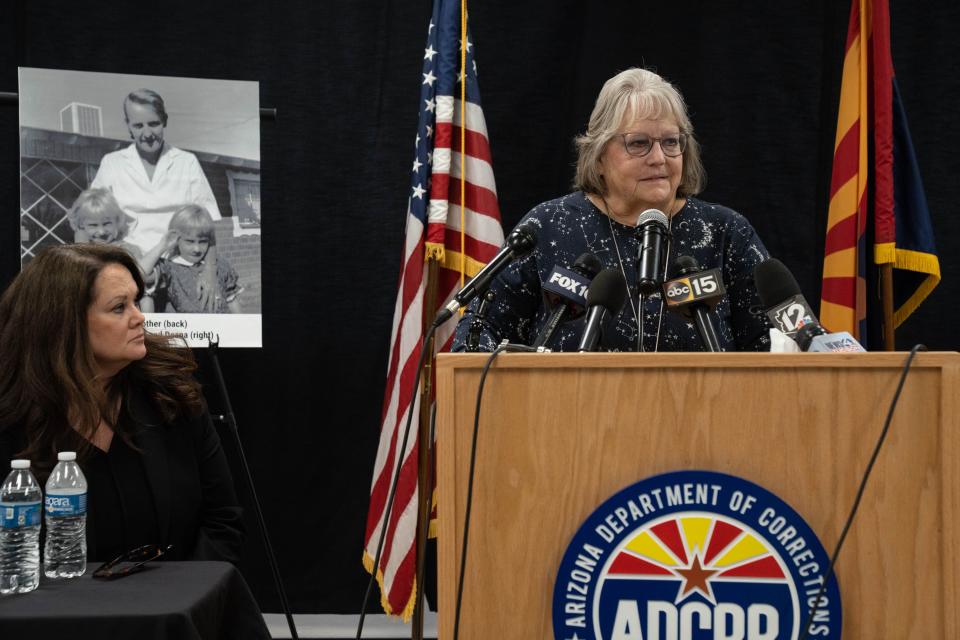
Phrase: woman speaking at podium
[{"left": 452, "top": 68, "right": 771, "bottom": 353}]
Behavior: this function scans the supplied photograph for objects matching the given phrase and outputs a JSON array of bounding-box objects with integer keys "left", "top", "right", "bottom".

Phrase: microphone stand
[
  {"left": 691, "top": 306, "right": 722, "bottom": 352},
  {"left": 465, "top": 291, "right": 495, "bottom": 352},
  {"left": 207, "top": 338, "right": 299, "bottom": 640}
]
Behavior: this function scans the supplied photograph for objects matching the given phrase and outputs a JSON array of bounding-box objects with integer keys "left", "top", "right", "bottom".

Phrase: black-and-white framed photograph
[{"left": 18, "top": 67, "right": 262, "bottom": 347}]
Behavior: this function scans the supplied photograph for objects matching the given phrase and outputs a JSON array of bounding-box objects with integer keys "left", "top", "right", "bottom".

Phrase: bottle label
[
  {"left": 0, "top": 501, "right": 42, "bottom": 529},
  {"left": 45, "top": 493, "right": 87, "bottom": 516}
]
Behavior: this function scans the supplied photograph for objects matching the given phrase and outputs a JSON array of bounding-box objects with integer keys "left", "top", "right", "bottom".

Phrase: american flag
[{"left": 363, "top": 0, "right": 504, "bottom": 619}]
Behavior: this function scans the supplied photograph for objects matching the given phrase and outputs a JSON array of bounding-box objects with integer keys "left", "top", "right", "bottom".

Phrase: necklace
[{"left": 600, "top": 195, "right": 675, "bottom": 352}]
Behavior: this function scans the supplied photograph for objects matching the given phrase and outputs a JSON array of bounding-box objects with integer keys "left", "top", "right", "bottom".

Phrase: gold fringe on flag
[
  {"left": 875, "top": 242, "right": 943, "bottom": 326},
  {"left": 361, "top": 551, "right": 419, "bottom": 622},
  {"left": 439, "top": 248, "right": 484, "bottom": 278},
  {"left": 425, "top": 242, "right": 446, "bottom": 262}
]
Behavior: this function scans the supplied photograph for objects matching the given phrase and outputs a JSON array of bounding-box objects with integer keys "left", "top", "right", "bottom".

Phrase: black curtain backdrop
[{"left": 2, "top": 0, "right": 957, "bottom": 614}]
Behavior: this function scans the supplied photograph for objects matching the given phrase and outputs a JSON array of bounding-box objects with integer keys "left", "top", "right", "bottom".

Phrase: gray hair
[{"left": 573, "top": 68, "right": 706, "bottom": 197}]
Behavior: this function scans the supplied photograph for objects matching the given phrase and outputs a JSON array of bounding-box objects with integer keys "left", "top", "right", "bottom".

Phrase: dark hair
[
  {"left": 123, "top": 88, "right": 169, "bottom": 126},
  {"left": 0, "top": 244, "right": 203, "bottom": 468}
]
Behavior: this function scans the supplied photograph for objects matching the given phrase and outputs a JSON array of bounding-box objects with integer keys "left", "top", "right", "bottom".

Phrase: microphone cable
[
  {"left": 355, "top": 321, "right": 440, "bottom": 639},
  {"left": 798, "top": 344, "right": 926, "bottom": 640},
  {"left": 453, "top": 341, "right": 537, "bottom": 640}
]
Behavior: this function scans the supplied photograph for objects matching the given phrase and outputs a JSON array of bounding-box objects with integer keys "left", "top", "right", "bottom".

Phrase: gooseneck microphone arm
[{"left": 433, "top": 224, "right": 538, "bottom": 326}]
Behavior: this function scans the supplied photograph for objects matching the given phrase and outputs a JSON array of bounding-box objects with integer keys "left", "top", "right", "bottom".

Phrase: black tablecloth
[{"left": 0, "top": 561, "right": 271, "bottom": 639}]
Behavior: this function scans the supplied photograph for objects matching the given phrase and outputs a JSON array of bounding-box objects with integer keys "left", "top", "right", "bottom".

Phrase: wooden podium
[{"left": 435, "top": 352, "right": 959, "bottom": 638}]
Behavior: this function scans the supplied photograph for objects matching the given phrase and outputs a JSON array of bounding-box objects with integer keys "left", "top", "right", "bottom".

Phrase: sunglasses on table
[{"left": 93, "top": 544, "right": 172, "bottom": 580}]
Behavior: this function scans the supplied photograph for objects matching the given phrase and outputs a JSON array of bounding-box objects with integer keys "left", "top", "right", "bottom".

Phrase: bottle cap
[
  {"left": 57, "top": 452, "right": 77, "bottom": 461},
  {"left": 10, "top": 459, "right": 30, "bottom": 469}
]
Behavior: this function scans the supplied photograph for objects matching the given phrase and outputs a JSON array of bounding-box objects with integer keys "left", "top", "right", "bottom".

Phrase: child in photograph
[
  {"left": 67, "top": 188, "right": 169, "bottom": 312},
  {"left": 156, "top": 205, "right": 243, "bottom": 313}
]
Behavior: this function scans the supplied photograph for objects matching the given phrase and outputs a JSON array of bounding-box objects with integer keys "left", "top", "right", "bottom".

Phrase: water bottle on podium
[
  {"left": 0, "top": 459, "right": 42, "bottom": 594},
  {"left": 44, "top": 451, "right": 88, "bottom": 578}
]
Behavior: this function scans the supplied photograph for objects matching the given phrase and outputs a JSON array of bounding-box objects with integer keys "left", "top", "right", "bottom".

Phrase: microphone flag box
[
  {"left": 543, "top": 265, "right": 592, "bottom": 306},
  {"left": 663, "top": 269, "right": 725, "bottom": 309}
]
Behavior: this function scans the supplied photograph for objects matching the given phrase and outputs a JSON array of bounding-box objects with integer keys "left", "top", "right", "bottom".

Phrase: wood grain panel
[{"left": 435, "top": 352, "right": 959, "bottom": 639}]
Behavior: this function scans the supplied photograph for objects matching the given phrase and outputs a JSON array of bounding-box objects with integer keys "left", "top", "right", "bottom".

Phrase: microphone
[
  {"left": 754, "top": 258, "right": 866, "bottom": 352},
  {"left": 532, "top": 253, "right": 602, "bottom": 348},
  {"left": 577, "top": 268, "right": 628, "bottom": 352},
  {"left": 662, "top": 256, "right": 725, "bottom": 352},
  {"left": 795, "top": 324, "right": 866, "bottom": 353},
  {"left": 636, "top": 208, "right": 670, "bottom": 295},
  {"left": 465, "top": 290, "right": 496, "bottom": 352},
  {"left": 434, "top": 223, "right": 538, "bottom": 325},
  {"left": 754, "top": 258, "right": 818, "bottom": 339}
]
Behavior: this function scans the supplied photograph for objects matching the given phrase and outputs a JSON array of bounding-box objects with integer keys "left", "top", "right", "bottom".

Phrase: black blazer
[{"left": 0, "top": 389, "right": 245, "bottom": 565}]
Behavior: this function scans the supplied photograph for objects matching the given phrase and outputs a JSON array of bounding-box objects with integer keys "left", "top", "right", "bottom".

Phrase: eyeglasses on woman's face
[
  {"left": 93, "top": 543, "right": 172, "bottom": 580},
  {"left": 619, "top": 132, "right": 687, "bottom": 158}
]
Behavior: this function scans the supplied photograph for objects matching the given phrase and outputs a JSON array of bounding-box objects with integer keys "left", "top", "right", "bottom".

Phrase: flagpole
[
  {"left": 458, "top": 0, "right": 468, "bottom": 291},
  {"left": 412, "top": 256, "right": 440, "bottom": 640},
  {"left": 880, "top": 264, "right": 895, "bottom": 350},
  {"left": 413, "top": 0, "right": 469, "bottom": 626},
  {"left": 413, "top": 4, "right": 470, "bottom": 635}
]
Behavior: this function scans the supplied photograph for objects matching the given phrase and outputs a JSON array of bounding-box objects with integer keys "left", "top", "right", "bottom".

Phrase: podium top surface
[{"left": 436, "top": 350, "right": 959, "bottom": 370}]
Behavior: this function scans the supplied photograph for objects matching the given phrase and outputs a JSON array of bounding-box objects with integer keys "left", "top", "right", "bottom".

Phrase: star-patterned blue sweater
[{"left": 452, "top": 192, "right": 772, "bottom": 352}]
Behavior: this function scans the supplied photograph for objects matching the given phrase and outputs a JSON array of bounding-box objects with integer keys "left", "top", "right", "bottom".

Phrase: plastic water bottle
[
  {"left": 0, "top": 460, "right": 42, "bottom": 594},
  {"left": 44, "top": 452, "right": 87, "bottom": 579}
]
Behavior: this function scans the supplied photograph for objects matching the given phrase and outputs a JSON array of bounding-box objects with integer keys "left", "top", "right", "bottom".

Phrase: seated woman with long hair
[{"left": 0, "top": 244, "right": 243, "bottom": 563}]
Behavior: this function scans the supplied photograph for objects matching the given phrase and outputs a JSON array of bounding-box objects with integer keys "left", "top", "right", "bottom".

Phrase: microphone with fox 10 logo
[
  {"left": 754, "top": 258, "right": 818, "bottom": 339},
  {"left": 662, "top": 256, "right": 725, "bottom": 352},
  {"left": 532, "top": 253, "right": 602, "bottom": 348}
]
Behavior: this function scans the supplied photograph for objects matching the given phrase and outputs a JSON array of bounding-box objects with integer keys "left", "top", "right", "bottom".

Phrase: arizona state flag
[{"left": 820, "top": 0, "right": 940, "bottom": 344}]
